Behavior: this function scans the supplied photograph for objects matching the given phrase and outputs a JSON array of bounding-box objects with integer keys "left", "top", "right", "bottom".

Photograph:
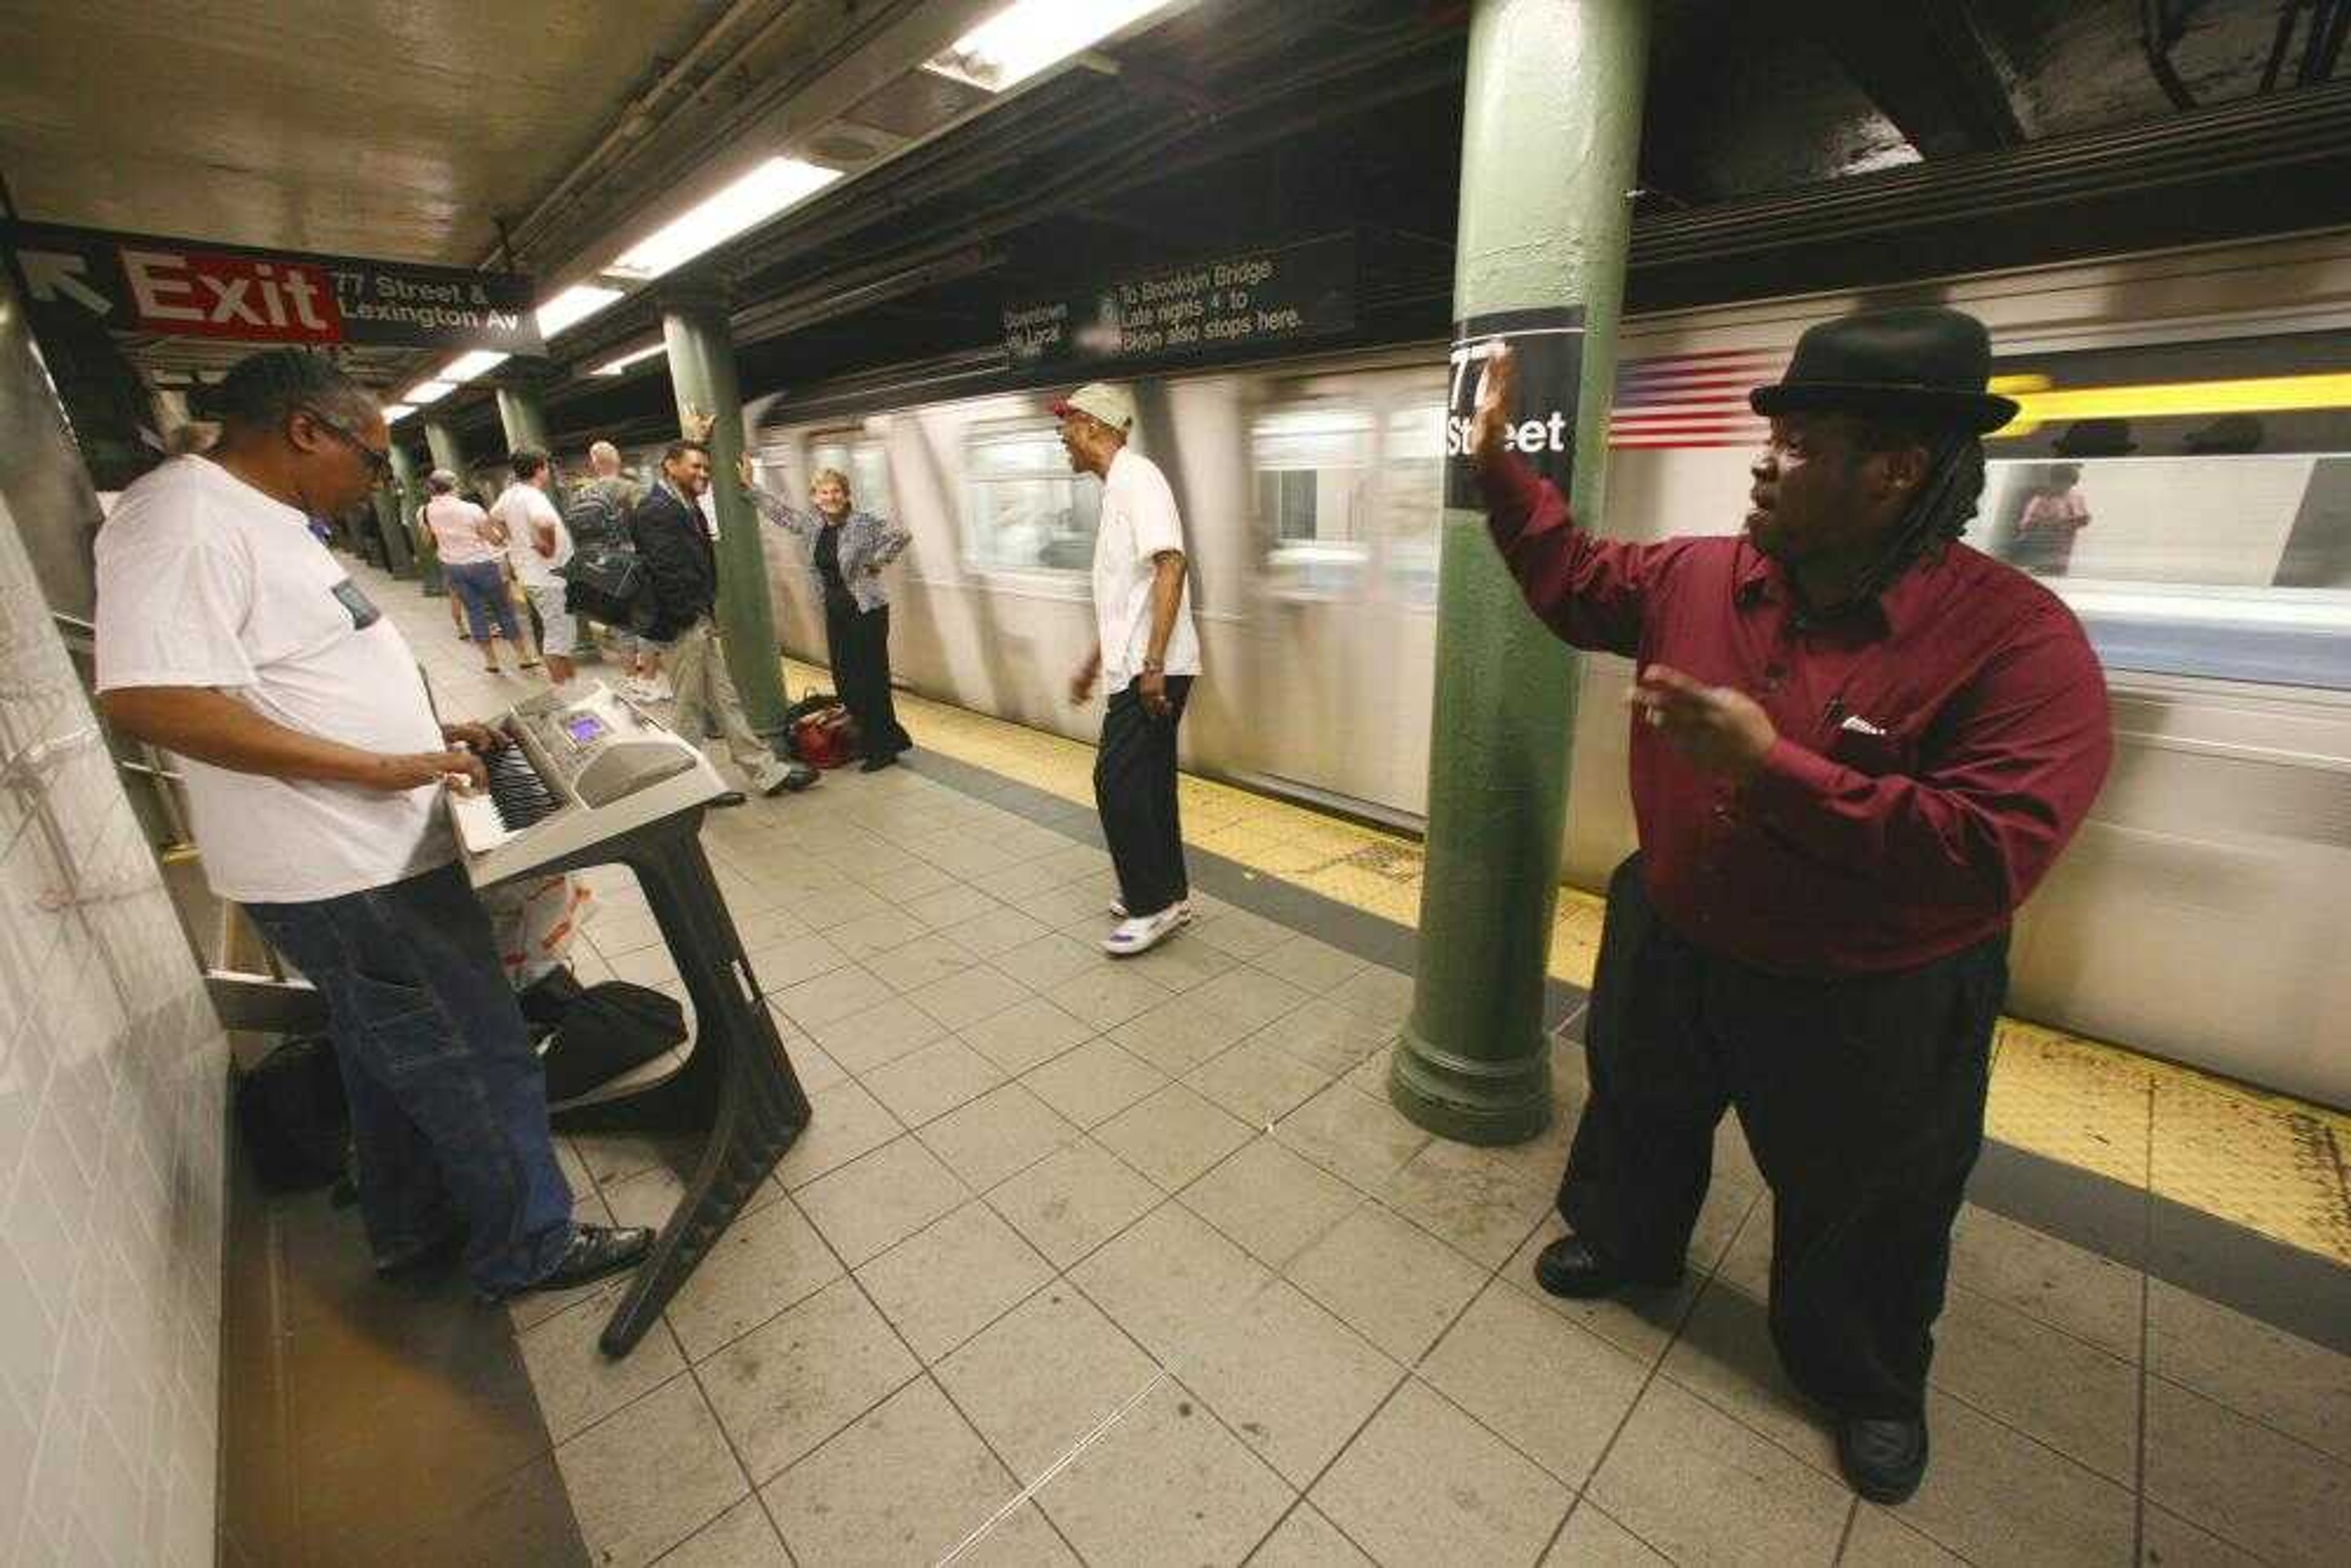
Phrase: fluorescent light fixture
[
  {"left": 436, "top": 349, "right": 511, "bottom": 382},
  {"left": 925, "top": 0, "right": 1171, "bottom": 92},
  {"left": 403, "top": 380, "right": 457, "bottom": 405},
  {"left": 610, "top": 157, "right": 842, "bottom": 279},
  {"left": 383, "top": 403, "right": 418, "bottom": 422},
  {"left": 536, "top": 283, "right": 623, "bottom": 339},
  {"left": 593, "top": 342, "right": 668, "bottom": 378}
]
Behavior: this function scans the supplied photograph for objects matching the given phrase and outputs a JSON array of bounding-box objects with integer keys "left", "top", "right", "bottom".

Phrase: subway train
[{"left": 705, "top": 229, "right": 2351, "bottom": 1108}]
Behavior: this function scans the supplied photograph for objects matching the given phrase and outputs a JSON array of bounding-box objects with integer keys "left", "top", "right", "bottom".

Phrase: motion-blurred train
[{"left": 653, "top": 231, "right": 2350, "bottom": 1106}]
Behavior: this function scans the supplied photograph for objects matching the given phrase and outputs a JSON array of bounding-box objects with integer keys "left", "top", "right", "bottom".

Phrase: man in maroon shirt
[{"left": 1475, "top": 307, "right": 2112, "bottom": 1504}]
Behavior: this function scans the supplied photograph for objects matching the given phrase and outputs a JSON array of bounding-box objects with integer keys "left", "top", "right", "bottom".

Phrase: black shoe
[
  {"left": 860, "top": 752, "right": 899, "bottom": 773},
  {"left": 771, "top": 761, "right": 820, "bottom": 793},
  {"left": 508, "top": 1224, "right": 654, "bottom": 1299},
  {"left": 1532, "top": 1233, "right": 1684, "bottom": 1300},
  {"left": 710, "top": 789, "right": 748, "bottom": 809},
  {"left": 1534, "top": 1235, "right": 1625, "bottom": 1299},
  {"left": 1837, "top": 1416, "right": 1929, "bottom": 1504}
]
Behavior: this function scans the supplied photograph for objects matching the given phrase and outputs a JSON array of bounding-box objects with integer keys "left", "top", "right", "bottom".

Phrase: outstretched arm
[{"left": 1469, "top": 342, "right": 1669, "bottom": 659}]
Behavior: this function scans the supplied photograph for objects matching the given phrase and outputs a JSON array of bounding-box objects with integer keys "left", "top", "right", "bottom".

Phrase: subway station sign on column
[
  {"left": 1004, "top": 235, "right": 1354, "bottom": 369},
  {"left": 2, "top": 221, "right": 546, "bottom": 354}
]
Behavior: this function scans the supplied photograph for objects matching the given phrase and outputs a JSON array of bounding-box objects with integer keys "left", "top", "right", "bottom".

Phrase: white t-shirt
[
  {"left": 422, "top": 493, "right": 500, "bottom": 565},
  {"left": 94, "top": 457, "right": 457, "bottom": 904},
  {"left": 492, "top": 481, "right": 573, "bottom": 589},
  {"left": 1090, "top": 446, "right": 1201, "bottom": 693}
]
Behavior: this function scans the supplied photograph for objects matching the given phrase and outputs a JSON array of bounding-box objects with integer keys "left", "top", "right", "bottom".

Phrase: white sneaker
[
  {"left": 1102, "top": 904, "right": 1191, "bottom": 956},
  {"left": 1109, "top": 897, "right": 1188, "bottom": 920}
]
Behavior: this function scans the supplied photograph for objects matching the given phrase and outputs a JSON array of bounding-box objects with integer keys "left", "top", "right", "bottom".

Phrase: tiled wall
[{"left": 0, "top": 486, "right": 227, "bottom": 1564}]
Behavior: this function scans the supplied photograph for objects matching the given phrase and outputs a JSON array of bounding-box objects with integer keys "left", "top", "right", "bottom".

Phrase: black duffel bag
[
  {"left": 541, "top": 981, "right": 688, "bottom": 1102},
  {"left": 234, "top": 1037, "right": 350, "bottom": 1191}
]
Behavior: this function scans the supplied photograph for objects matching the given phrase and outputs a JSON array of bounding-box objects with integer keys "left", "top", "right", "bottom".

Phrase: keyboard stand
[{"left": 523, "top": 804, "right": 812, "bottom": 1358}]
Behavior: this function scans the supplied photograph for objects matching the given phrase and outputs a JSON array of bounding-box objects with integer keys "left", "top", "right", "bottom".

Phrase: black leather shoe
[
  {"left": 1535, "top": 1235, "right": 1621, "bottom": 1299},
  {"left": 509, "top": 1224, "right": 654, "bottom": 1298},
  {"left": 860, "top": 752, "right": 899, "bottom": 773},
  {"left": 1837, "top": 1416, "right": 1929, "bottom": 1504},
  {"left": 1533, "top": 1234, "right": 1682, "bottom": 1299},
  {"left": 710, "top": 789, "right": 748, "bottom": 809}
]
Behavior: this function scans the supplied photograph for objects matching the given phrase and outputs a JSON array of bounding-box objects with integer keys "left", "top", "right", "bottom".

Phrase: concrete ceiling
[{"left": 0, "top": 0, "right": 732, "bottom": 261}]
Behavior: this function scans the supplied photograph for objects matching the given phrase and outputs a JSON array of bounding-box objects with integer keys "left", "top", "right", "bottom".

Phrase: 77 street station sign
[{"left": 3, "top": 220, "right": 545, "bottom": 356}]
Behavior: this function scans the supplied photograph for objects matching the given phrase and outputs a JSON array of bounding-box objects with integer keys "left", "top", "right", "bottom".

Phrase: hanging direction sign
[
  {"left": 1003, "top": 234, "right": 1354, "bottom": 370},
  {"left": 2, "top": 220, "right": 546, "bottom": 354}
]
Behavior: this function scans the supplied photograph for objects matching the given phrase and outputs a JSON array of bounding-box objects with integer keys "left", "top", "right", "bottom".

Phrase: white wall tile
[{"left": 0, "top": 492, "right": 225, "bottom": 1564}]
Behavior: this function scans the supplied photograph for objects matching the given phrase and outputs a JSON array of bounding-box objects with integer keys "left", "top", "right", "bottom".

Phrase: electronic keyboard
[{"left": 446, "top": 681, "right": 727, "bottom": 888}]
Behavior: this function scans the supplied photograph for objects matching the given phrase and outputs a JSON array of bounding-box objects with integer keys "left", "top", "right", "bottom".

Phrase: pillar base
[{"left": 1387, "top": 1023, "right": 1551, "bottom": 1146}]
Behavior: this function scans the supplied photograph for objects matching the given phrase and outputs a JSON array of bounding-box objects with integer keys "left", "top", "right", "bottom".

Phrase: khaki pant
[{"left": 664, "top": 617, "right": 786, "bottom": 792}]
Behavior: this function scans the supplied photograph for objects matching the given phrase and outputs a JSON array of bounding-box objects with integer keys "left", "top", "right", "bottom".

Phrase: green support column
[
  {"left": 371, "top": 482, "right": 415, "bottom": 576},
  {"left": 495, "top": 384, "right": 553, "bottom": 458},
  {"left": 1389, "top": 0, "right": 1651, "bottom": 1144},
  {"left": 660, "top": 283, "right": 787, "bottom": 736},
  {"left": 388, "top": 441, "right": 439, "bottom": 593}
]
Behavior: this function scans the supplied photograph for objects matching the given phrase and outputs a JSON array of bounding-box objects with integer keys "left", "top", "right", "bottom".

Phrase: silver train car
[{"left": 737, "top": 230, "right": 2351, "bottom": 1108}]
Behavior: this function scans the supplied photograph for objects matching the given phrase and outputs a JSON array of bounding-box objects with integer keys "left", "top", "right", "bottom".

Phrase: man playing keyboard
[{"left": 94, "top": 348, "right": 650, "bottom": 1302}]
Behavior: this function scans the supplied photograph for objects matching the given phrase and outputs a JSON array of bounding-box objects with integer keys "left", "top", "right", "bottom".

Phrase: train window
[
  {"left": 962, "top": 422, "right": 1100, "bottom": 573},
  {"left": 1382, "top": 405, "right": 1445, "bottom": 604},
  {"left": 809, "top": 435, "right": 894, "bottom": 520},
  {"left": 1253, "top": 407, "right": 1370, "bottom": 597},
  {"left": 1969, "top": 330, "right": 2351, "bottom": 688}
]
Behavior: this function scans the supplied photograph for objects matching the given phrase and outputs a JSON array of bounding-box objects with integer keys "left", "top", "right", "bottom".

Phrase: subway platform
[{"left": 217, "top": 557, "right": 2351, "bottom": 1568}]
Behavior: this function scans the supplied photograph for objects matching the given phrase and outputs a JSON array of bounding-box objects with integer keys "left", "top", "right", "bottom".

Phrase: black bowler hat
[{"left": 1749, "top": 306, "right": 2019, "bottom": 435}]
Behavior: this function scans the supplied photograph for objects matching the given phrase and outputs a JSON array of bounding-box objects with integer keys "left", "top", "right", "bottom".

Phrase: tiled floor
[
  {"left": 818, "top": 662, "right": 2351, "bottom": 1274},
  {"left": 264, "top": 563, "right": 2351, "bottom": 1566},
  {"left": 515, "top": 765, "right": 2350, "bottom": 1567}
]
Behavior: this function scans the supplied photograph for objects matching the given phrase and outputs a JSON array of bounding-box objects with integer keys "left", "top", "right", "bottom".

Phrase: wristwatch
[{"left": 1141, "top": 657, "right": 1164, "bottom": 673}]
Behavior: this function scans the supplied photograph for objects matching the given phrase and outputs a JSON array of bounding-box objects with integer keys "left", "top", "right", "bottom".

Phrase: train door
[
  {"left": 1242, "top": 368, "right": 1447, "bottom": 821},
  {"left": 1246, "top": 397, "right": 1378, "bottom": 803},
  {"left": 1371, "top": 384, "right": 1448, "bottom": 815}
]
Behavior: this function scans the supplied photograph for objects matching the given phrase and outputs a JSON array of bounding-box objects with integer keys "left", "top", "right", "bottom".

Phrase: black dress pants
[
  {"left": 1095, "top": 675, "right": 1194, "bottom": 917},
  {"left": 823, "top": 596, "right": 912, "bottom": 758},
  {"left": 1559, "top": 855, "right": 2006, "bottom": 1420}
]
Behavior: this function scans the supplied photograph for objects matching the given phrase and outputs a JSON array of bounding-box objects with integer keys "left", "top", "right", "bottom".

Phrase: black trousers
[
  {"left": 1560, "top": 855, "right": 2006, "bottom": 1420},
  {"left": 1095, "top": 675, "right": 1194, "bottom": 917},
  {"left": 823, "top": 596, "right": 912, "bottom": 758}
]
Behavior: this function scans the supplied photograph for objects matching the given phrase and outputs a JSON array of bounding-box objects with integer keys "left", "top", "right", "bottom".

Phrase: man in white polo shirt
[
  {"left": 490, "top": 448, "right": 577, "bottom": 684},
  {"left": 93, "top": 348, "right": 648, "bottom": 1301},
  {"left": 1058, "top": 381, "right": 1202, "bottom": 956}
]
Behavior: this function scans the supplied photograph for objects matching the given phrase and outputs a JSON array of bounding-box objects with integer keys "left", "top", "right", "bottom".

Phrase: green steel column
[
  {"left": 495, "top": 384, "right": 553, "bottom": 458},
  {"left": 660, "top": 283, "right": 786, "bottom": 736},
  {"left": 1389, "top": 0, "right": 1651, "bottom": 1144},
  {"left": 388, "top": 441, "right": 440, "bottom": 593},
  {"left": 371, "top": 482, "right": 415, "bottom": 576}
]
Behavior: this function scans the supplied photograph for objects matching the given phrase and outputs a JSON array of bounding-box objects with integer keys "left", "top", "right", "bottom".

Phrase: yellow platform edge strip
[{"left": 788, "top": 658, "right": 2351, "bottom": 1267}]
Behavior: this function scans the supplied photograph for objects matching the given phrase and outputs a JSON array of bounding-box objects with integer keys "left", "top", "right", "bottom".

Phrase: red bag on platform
[{"left": 790, "top": 705, "right": 862, "bottom": 768}]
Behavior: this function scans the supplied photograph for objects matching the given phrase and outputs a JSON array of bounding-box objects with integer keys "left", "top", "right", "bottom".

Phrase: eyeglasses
[{"left": 299, "top": 407, "right": 393, "bottom": 482}]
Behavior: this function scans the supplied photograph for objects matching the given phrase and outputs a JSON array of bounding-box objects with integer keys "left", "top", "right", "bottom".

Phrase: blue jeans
[
  {"left": 246, "top": 863, "right": 576, "bottom": 1295},
  {"left": 446, "top": 558, "right": 521, "bottom": 645}
]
